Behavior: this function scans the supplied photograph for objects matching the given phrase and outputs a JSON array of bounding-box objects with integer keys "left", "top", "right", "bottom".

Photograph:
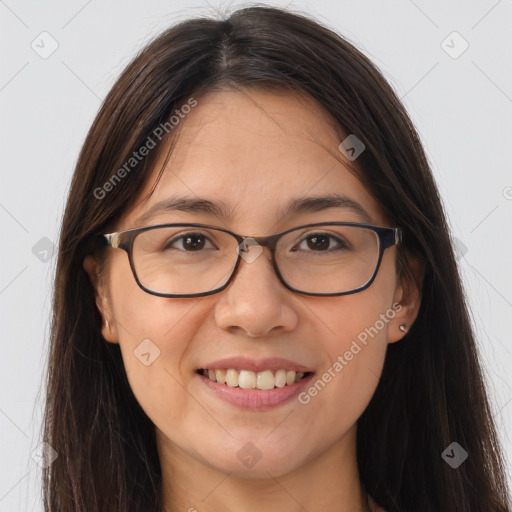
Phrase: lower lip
[{"left": 198, "top": 372, "right": 315, "bottom": 410}]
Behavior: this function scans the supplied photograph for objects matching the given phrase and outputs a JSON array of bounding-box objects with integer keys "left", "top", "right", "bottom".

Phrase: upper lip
[{"left": 199, "top": 356, "right": 314, "bottom": 373}]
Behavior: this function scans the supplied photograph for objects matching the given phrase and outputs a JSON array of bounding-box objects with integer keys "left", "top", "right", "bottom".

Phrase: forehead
[{"left": 119, "top": 88, "right": 385, "bottom": 232}]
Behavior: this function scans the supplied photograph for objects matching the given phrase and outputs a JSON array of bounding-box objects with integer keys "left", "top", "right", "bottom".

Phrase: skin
[{"left": 84, "top": 88, "right": 422, "bottom": 512}]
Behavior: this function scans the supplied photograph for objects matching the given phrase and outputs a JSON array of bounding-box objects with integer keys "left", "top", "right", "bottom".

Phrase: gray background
[{"left": 1, "top": 0, "right": 511, "bottom": 509}]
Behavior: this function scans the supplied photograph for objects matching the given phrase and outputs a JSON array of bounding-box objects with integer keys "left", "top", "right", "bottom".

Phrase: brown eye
[
  {"left": 295, "top": 233, "right": 348, "bottom": 252},
  {"left": 165, "top": 233, "right": 214, "bottom": 251}
]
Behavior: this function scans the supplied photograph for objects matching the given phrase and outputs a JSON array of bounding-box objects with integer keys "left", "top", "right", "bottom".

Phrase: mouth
[{"left": 196, "top": 368, "right": 314, "bottom": 390}]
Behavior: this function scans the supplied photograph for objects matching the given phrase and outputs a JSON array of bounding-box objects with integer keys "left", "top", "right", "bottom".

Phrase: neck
[{"left": 158, "top": 425, "right": 372, "bottom": 512}]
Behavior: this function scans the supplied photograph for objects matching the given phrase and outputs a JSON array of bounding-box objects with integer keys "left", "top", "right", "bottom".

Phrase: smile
[
  {"left": 198, "top": 368, "right": 312, "bottom": 390},
  {"left": 196, "top": 368, "right": 315, "bottom": 410}
]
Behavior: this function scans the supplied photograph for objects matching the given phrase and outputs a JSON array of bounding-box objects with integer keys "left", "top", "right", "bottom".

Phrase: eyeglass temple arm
[
  {"left": 394, "top": 227, "right": 402, "bottom": 245},
  {"left": 103, "top": 232, "right": 120, "bottom": 249},
  {"left": 380, "top": 227, "right": 402, "bottom": 249}
]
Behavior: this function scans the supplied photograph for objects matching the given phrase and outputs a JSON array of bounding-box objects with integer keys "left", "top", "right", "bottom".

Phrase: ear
[
  {"left": 387, "top": 253, "right": 425, "bottom": 344},
  {"left": 82, "top": 254, "right": 119, "bottom": 344}
]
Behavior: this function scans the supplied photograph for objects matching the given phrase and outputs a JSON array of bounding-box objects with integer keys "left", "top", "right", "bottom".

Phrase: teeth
[
  {"left": 257, "top": 370, "right": 275, "bottom": 390},
  {"left": 275, "top": 369, "right": 287, "bottom": 388},
  {"left": 239, "top": 370, "right": 257, "bottom": 389},
  {"left": 201, "top": 368, "right": 309, "bottom": 389},
  {"left": 215, "top": 369, "right": 226, "bottom": 384},
  {"left": 226, "top": 369, "right": 239, "bottom": 387}
]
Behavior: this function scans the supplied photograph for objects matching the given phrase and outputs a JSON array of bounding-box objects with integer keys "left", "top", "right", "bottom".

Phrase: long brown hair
[{"left": 42, "top": 5, "right": 511, "bottom": 511}]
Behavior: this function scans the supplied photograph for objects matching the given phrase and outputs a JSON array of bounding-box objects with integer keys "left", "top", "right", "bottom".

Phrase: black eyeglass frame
[{"left": 96, "top": 222, "right": 402, "bottom": 298}]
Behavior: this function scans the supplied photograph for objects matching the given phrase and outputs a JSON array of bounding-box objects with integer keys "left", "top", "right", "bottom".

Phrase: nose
[{"left": 213, "top": 244, "right": 298, "bottom": 337}]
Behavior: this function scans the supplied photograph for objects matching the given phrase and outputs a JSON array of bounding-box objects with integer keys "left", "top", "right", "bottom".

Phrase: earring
[
  {"left": 105, "top": 319, "right": 109, "bottom": 328},
  {"left": 399, "top": 324, "right": 407, "bottom": 332}
]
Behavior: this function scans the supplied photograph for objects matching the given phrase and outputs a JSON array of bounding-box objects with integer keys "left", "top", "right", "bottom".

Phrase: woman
[{"left": 42, "top": 5, "right": 511, "bottom": 512}]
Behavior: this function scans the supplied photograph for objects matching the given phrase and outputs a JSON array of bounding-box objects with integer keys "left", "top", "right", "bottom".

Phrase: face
[{"left": 84, "top": 88, "right": 418, "bottom": 480}]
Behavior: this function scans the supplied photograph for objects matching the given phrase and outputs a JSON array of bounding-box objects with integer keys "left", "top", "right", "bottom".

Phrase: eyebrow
[{"left": 134, "top": 193, "right": 373, "bottom": 226}]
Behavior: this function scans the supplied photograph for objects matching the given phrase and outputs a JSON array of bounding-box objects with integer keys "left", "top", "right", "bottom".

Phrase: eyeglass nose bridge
[
  {"left": 226, "top": 232, "right": 290, "bottom": 296},
  {"left": 235, "top": 233, "right": 282, "bottom": 262}
]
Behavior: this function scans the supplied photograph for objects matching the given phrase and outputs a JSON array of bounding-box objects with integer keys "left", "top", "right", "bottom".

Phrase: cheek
[
  {"left": 299, "top": 270, "right": 397, "bottom": 425},
  {"left": 308, "top": 271, "right": 396, "bottom": 368},
  {"left": 294, "top": 316, "right": 385, "bottom": 445},
  {"left": 108, "top": 262, "right": 203, "bottom": 422},
  {"left": 109, "top": 254, "right": 200, "bottom": 354}
]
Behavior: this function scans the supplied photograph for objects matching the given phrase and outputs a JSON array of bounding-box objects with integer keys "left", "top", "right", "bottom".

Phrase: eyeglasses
[{"left": 96, "top": 222, "right": 402, "bottom": 298}]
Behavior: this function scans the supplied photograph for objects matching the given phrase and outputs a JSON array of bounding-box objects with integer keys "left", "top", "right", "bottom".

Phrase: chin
[{"left": 201, "top": 440, "right": 305, "bottom": 478}]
